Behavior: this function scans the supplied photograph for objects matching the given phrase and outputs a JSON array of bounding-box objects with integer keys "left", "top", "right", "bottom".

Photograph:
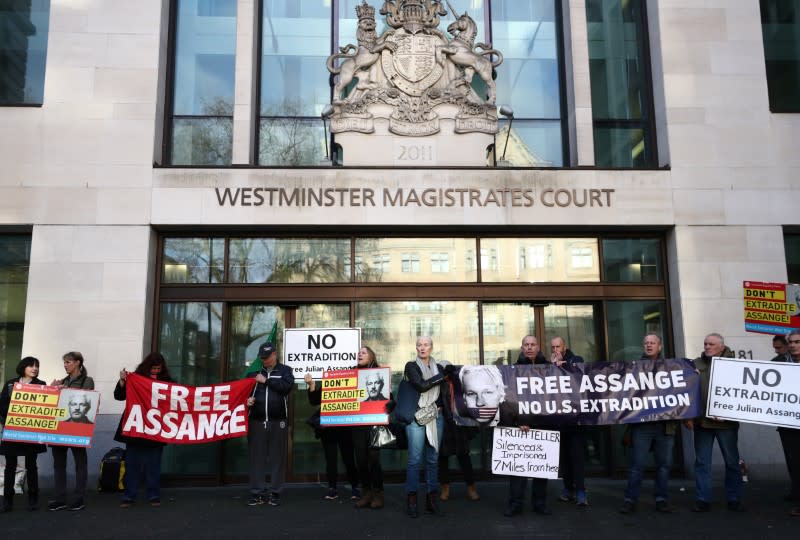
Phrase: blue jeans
[
  {"left": 405, "top": 414, "right": 444, "bottom": 494},
  {"left": 123, "top": 444, "right": 163, "bottom": 502},
  {"left": 624, "top": 423, "right": 674, "bottom": 503},
  {"left": 694, "top": 426, "right": 742, "bottom": 503}
]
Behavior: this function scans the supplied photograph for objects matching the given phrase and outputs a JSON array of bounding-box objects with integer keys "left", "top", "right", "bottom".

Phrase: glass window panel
[
  {"left": 786, "top": 233, "right": 800, "bottom": 284},
  {"left": 543, "top": 304, "right": 600, "bottom": 362},
  {"left": 0, "top": 0, "right": 50, "bottom": 105},
  {"left": 605, "top": 300, "right": 667, "bottom": 362},
  {"left": 158, "top": 301, "right": 222, "bottom": 474},
  {"left": 491, "top": 0, "right": 560, "bottom": 118},
  {"left": 602, "top": 238, "right": 663, "bottom": 282},
  {"left": 0, "top": 235, "right": 31, "bottom": 381},
  {"left": 258, "top": 118, "right": 327, "bottom": 166},
  {"left": 496, "top": 119, "right": 563, "bottom": 166},
  {"left": 586, "top": 0, "right": 649, "bottom": 121},
  {"left": 481, "top": 238, "right": 599, "bottom": 282},
  {"left": 761, "top": 0, "right": 800, "bottom": 112},
  {"left": 592, "top": 125, "right": 649, "bottom": 168},
  {"left": 292, "top": 304, "right": 351, "bottom": 475},
  {"left": 481, "top": 303, "right": 536, "bottom": 365},
  {"left": 355, "top": 238, "right": 477, "bottom": 283},
  {"left": 172, "top": 0, "right": 237, "bottom": 116},
  {"left": 261, "top": 0, "right": 330, "bottom": 116},
  {"left": 228, "top": 238, "right": 351, "bottom": 283},
  {"left": 162, "top": 237, "right": 225, "bottom": 284},
  {"left": 171, "top": 116, "right": 233, "bottom": 166}
]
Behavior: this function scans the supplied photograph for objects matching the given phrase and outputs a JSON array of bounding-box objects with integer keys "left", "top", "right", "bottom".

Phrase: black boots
[
  {"left": 425, "top": 491, "right": 443, "bottom": 516},
  {"left": 406, "top": 492, "right": 418, "bottom": 518},
  {"left": 2, "top": 495, "right": 11, "bottom": 513}
]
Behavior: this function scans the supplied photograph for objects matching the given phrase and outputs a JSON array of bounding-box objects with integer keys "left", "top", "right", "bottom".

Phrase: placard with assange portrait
[
  {"left": 1, "top": 384, "right": 100, "bottom": 447},
  {"left": 320, "top": 368, "right": 391, "bottom": 427}
]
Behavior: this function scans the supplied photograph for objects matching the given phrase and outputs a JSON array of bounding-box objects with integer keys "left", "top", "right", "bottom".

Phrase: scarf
[{"left": 415, "top": 356, "right": 440, "bottom": 450}]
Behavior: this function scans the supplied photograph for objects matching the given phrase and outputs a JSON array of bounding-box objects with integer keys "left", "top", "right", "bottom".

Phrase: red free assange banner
[{"left": 121, "top": 374, "right": 257, "bottom": 444}]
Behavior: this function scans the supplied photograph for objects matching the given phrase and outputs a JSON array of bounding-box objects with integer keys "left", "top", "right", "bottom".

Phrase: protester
[
  {"left": 774, "top": 330, "right": 800, "bottom": 516},
  {"left": 245, "top": 342, "right": 293, "bottom": 507},
  {"left": 438, "top": 360, "right": 479, "bottom": 503},
  {"left": 550, "top": 336, "right": 588, "bottom": 507},
  {"left": 685, "top": 333, "right": 744, "bottom": 512},
  {"left": 114, "top": 352, "right": 174, "bottom": 508},
  {"left": 49, "top": 351, "right": 94, "bottom": 511},
  {"left": 304, "top": 372, "right": 360, "bottom": 501},
  {"left": 404, "top": 336, "right": 447, "bottom": 517},
  {"left": 351, "top": 346, "right": 391, "bottom": 509},
  {"left": 619, "top": 334, "right": 676, "bottom": 514},
  {"left": 772, "top": 334, "right": 788, "bottom": 358},
  {"left": 1, "top": 357, "right": 47, "bottom": 512},
  {"left": 504, "top": 335, "right": 552, "bottom": 517}
]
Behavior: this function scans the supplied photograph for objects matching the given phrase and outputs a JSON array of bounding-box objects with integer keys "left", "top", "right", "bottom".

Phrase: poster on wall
[
  {"left": 320, "top": 368, "right": 391, "bottom": 426},
  {"left": 707, "top": 357, "right": 800, "bottom": 429},
  {"left": 743, "top": 280, "right": 800, "bottom": 335},
  {"left": 491, "top": 427, "right": 560, "bottom": 479},
  {"left": 1, "top": 383, "right": 100, "bottom": 447},
  {"left": 283, "top": 328, "right": 361, "bottom": 379}
]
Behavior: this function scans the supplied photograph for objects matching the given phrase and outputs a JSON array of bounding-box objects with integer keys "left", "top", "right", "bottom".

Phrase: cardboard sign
[
  {"left": 491, "top": 427, "right": 560, "bottom": 479},
  {"left": 707, "top": 357, "right": 800, "bottom": 428},
  {"left": 320, "top": 368, "right": 391, "bottom": 426},
  {"left": 283, "top": 328, "right": 361, "bottom": 379},
  {"left": 2, "top": 384, "right": 100, "bottom": 447}
]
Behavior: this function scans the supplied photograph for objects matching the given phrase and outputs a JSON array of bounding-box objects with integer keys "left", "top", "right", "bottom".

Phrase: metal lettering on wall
[
  {"left": 213, "top": 187, "right": 615, "bottom": 209},
  {"left": 326, "top": 0, "right": 503, "bottom": 137}
]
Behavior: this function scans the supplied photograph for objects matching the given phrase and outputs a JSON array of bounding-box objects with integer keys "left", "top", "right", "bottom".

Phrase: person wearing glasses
[{"left": 774, "top": 331, "right": 800, "bottom": 517}]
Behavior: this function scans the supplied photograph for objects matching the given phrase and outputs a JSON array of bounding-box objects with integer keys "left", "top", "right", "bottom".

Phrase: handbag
[
  {"left": 414, "top": 402, "right": 437, "bottom": 426},
  {"left": 394, "top": 379, "right": 419, "bottom": 425},
  {"left": 369, "top": 425, "right": 397, "bottom": 449}
]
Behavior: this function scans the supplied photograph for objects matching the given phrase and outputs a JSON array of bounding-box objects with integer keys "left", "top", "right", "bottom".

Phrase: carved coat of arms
[{"left": 326, "top": 0, "right": 503, "bottom": 137}]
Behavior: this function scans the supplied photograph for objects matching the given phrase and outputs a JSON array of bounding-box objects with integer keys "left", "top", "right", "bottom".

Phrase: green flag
[{"left": 245, "top": 321, "right": 278, "bottom": 375}]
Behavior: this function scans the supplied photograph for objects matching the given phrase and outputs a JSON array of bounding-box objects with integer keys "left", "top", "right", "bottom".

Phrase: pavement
[{"left": 1, "top": 478, "right": 798, "bottom": 539}]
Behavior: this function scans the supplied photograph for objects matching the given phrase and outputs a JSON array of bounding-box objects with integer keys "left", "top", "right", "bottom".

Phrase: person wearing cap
[{"left": 245, "top": 342, "right": 294, "bottom": 507}]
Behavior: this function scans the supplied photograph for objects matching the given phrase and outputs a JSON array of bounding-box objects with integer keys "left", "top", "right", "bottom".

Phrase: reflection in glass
[
  {"left": 292, "top": 304, "right": 350, "bottom": 475},
  {"left": 786, "top": 233, "right": 800, "bottom": 284},
  {"left": 170, "top": 0, "right": 236, "bottom": 165},
  {"left": 491, "top": 0, "right": 563, "bottom": 166},
  {"left": 587, "top": 0, "right": 654, "bottom": 167},
  {"left": 158, "top": 301, "right": 222, "bottom": 474},
  {"left": 481, "top": 238, "right": 599, "bottom": 282},
  {"left": 481, "top": 303, "right": 536, "bottom": 366},
  {"left": 602, "top": 238, "right": 662, "bottom": 282},
  {"left": 229, "top": 238, "right": 350, "bottom": 283},
  {"left": 258, "top": 117, "right": 326, "bottom": 166},
  {"left": 162, "top": 237, "right": 225, "bottom": 283},
  {"left": 355, "top": 238, "right": 477, "bottom": 283},
  {"left": 761, "top": 0, "right": 800, "bottom": 112},
  {"left": 0, "top": 236, "right": 31, "bottom": 381},
  {"left": 605, "top": 300, "right": 667, "bottom": 362},
  {"left": 543, "top": 304, "right": 599, "bottom": 362},
  {"left": 0, "top": 0, "right": 50, "bottom": 105}
]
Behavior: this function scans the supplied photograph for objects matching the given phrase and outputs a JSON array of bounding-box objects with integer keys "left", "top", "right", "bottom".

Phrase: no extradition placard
[
  {"left": 283, "top": 328, "right": 360, "bottom": 379},
  {"left": 707, "top": 357, "right": 800, "bottom": 428},
  {"left": 491, "top": 427, "right": 560, "bottom": 479}
]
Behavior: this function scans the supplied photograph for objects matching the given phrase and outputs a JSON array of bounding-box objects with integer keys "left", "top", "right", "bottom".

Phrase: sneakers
[
  {"left": 655, "top": 500, "right": 673, "bottom": 513},
  {"left": 692, "top": 500, "right": 711, "bottom": 513},
  {"left": 67, "top": 499, "right": 85, "bottom": 511},
  {"left": 619, "top": 500, "right": 636, "bottom": 514},
  {"left": 576, "top": 491, "right": 589, "bottom": 507},
  {"left": 267, "top": 493, "right": 280, "bottom": 507},
  {"left": 48, "top": 501, "right": 67, "bottom": 512},
  {"left": 247, "top": 494, "right": 265, "bottom": 506},
  {"left": 558, "top": 488, "right": 575, "bottom": 502},
  {"left": 350, "top": 487, "right": 361, "bottom": 500},
  {"left": 119, "top": 500, "right": 134, "bottom": 509},
  {"left": 324, "top": 488, "right": 338, "bottom": 500},
  {"left": 149, "top": 498, "right": 161, "bottom": 507}
]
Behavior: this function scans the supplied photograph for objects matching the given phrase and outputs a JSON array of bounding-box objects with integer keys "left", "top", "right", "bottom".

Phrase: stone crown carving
[{"left": 326, "top": 0, "right": 503, "bottom": 137}]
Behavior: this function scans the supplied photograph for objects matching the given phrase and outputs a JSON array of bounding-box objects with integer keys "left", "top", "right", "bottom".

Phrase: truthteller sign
[{"left": 491, "top": 427, "right": 560, "bottom": 479}]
